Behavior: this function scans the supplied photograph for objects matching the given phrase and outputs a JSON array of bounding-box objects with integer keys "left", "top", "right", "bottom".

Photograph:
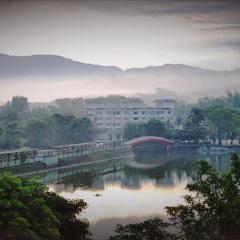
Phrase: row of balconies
[
  {"left": 95, "top": 116, "right": 175, "bottom": 128},
  {"left": 94, "top": 110, "right": 173, "bottom": 117},
  {"left": 94, "top": 110, "right": 174, "bottom": 118},
  {"left": 96, "top": 115, "right": 172, "bottom": 122}
]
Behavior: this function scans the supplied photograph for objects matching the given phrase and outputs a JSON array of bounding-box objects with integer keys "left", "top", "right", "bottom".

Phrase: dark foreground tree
[
  {"left": 109, "top": 218, "right": 175, "bottom": 240},
  {"left": 44, "top": 192, "right": 90, "bottom": 240},
  {"left": 110, "top": 153, "right": 240, "bottom": 240},
  {"left": 0, "top": 172, "right": 90, "bottom": 240},
  {"left": 166, "top": 153, "right": 240, "bottom": 240}
]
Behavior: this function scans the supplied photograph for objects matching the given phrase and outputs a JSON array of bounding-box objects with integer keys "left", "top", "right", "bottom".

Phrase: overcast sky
[{"left": 0, "top": 0, "right": 240, "bottom": 70}]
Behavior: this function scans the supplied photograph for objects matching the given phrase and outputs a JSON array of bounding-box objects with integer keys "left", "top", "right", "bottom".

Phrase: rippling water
[{"left": 33, "top": 148, "right": 236, "bottom": 239}]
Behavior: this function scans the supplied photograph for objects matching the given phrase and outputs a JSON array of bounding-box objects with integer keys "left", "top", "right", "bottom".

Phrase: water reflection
[{"left": 34, "top": 150, "right": 236, "bottom": 240}]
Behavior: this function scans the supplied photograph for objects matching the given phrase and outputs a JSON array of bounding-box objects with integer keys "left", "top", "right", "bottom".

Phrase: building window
[
  {"left": 133, "top": 111, "right": 138, "bottom": 115},
  {"left": 133, "top": 117, "right": 138, "bottom": 120}
]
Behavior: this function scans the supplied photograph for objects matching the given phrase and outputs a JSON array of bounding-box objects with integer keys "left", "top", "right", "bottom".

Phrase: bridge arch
[{"left": 128, "top": 136, "right": 173, "bottom": 147}]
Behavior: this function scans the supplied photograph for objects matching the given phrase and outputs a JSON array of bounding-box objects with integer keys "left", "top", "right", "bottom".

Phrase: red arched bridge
[{"left": 128, "top": 136, "right": 173, "bottom": 146}]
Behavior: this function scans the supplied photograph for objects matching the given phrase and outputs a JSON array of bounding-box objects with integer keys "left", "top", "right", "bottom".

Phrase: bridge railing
[{"left": 0, "top": 139, "right": 128, "bottom": 170}]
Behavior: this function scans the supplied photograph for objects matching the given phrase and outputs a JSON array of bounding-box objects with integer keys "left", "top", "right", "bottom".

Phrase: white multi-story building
[
  {"left": 82, "top": 97, "right": 176, "bottom": 140},
  {"left": 84, "top": 96, "right": 144, "bottom": 109}
]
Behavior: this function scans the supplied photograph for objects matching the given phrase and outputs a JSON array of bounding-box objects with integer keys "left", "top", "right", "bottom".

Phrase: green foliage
[
  {"left": 0, "top": 172, "right": 90, "bottom": 240},
  {"left": 187, "top": 108, "right": 205, "bottom": 128},
  {"left": 11, "top": 96, "right": 29, "bottom": 113},
  {"left": 44, "top": 192, "right": 90, "bottom": 240},
  {"left": 46, "top": 114, "right": 94, "bottom": 146},
  {"left": 0, "top": 121, "right": 23, "bottom": 149},
  {"left": 197, "top": 96, "right": 227, "bottom": 109},
  {"left": 175, "top": 104, "right": 240, "bottom": 144},
  {"left": 167, "top": 153, "right": 240, "bottom": 240},
  {"left": 124, "top": 121, "right": 147, "bottom": 140},
  {"left": 226, "top": 91, "right": 240, "bottom": 109},
  {"left": 175, "top": 127, "right": 206, "bottom": 143},
  {"left": 176, "top": 91, "right": 240, "bottom": 129},
  {"left": 0, "top": 97, "right": 94, "bottom": 150},
  {"left": 205, "top": 105, "right": 240, "bottom": 145},
  {"left": 174, "top": 100, "right": 193, "bottom": 124},
  {"left": 109, "top": 218, "right": 175, "bottom": 240},
  {"left": 111, "top": 154, "right": 240, "bottom": 240},
  {"left": 175, "top": 108, "right": 206, "bottom": 143},
  {"left": 146, "top": 119, "right": 169, "bottom": 137},
  {"left": 0, "top": 172, "right": 60, "bottom": 240},
  {"left": 0, "top": 96, "right": 29, "bottom": 116},
  {"left": 54, "top": 98, "right": 85, "bottom": 116},
  {"left": 124, "top": 119, "right": 170, "bottom": 140},
  {"left": 26, "top": 120, "right": 48, "bottom": 148}
]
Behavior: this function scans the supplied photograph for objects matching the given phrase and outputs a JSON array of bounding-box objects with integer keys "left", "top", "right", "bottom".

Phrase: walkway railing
[{"left": 0, "top": 140, "right": 128, "bottom": 169}]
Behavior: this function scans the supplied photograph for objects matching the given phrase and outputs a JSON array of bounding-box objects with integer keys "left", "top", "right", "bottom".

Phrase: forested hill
[
  {"left": 0, "top": 53, "right": 122, "bottom": 78},
  {"left": 1, "top": 53, "right": 240, "bottom": 101},
  {"left": 0, "top": 53, "right": 239, "bottom": 79}
]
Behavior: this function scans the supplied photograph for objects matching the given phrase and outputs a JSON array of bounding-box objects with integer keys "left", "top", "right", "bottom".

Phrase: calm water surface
[{"left": 34, "top": 149, "right": 236, "bottom": 239}]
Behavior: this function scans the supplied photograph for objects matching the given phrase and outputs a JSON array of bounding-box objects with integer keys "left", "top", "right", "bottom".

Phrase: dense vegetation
[
  {"left": 0, "top": 172, "right": 90, "bottom": 240},
  {"left": 124, "top": 92, "right": 240, "bottom": 144},
  {"left": 110, "top": 153, "right": 240, "bottom": 240},
  {"left": 1, "top": 92, "right": 240, "bottom": 150},
  {"left": 124, "top": 118, "right": 173, "bottom": 140},
  {"left": 1, "top": 153, "right": 239, "bottom": 239},
  {"left": 0, "top": 97, "right": 94, "bottom": 150}
]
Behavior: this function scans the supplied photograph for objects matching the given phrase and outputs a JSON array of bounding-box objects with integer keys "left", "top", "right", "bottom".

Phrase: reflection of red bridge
[{"left": 129, "top": 136, "right": 173, "bottom": 146}]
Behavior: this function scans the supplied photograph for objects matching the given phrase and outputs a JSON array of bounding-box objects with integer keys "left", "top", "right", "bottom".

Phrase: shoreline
[{"left": 17, "top": 153, "right": 132, "bottom": 177}]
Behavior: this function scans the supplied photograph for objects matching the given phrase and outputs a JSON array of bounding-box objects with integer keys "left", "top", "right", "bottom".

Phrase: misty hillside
[
  {"left": 0, "top": 53, "right": 239, "bottom": 102},
  {"left": 0, "top": 53, "right": 122, "bottom": 79},
  {"left": 0, "top": 53, "right": 239, "bottom": 80}
]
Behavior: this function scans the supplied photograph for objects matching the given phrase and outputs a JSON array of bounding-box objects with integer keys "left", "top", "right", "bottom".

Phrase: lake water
[{"left": 34, "top": 148, "right": 236, "bottom": 240}]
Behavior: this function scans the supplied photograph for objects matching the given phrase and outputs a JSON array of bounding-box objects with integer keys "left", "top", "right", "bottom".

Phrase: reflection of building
[{"left": 82, "top": 97, "right": 176, "bottom": 140}]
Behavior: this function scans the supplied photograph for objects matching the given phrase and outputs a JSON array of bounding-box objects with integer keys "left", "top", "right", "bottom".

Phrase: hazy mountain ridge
[
  {"left": 0, "top": 53, "right": 122, "bottom": 79},
  {"left": 0, "top": 53, "right": 239, "bottom": 102},
  {"left": 0, "top": 53, "right": 239, "bottom": 79}
]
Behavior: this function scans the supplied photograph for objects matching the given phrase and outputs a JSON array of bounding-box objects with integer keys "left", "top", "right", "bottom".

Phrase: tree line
[
  {"left": 124, "top": 102, "right": 240, "bottom": 145},
  {"left": 0, "top": 96, "right": 94, "bottom": 150},
  {"left": 1, "top": 93, "right": 240, "bottom": 150}
]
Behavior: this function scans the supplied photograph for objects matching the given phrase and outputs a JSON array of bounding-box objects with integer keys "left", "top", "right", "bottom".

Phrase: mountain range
[
  {"left": 0, "top": 53, "right": 239, "bottom": 79},
  {"left": 0, "top": 53, "right": 239, "bottom": 102}
]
